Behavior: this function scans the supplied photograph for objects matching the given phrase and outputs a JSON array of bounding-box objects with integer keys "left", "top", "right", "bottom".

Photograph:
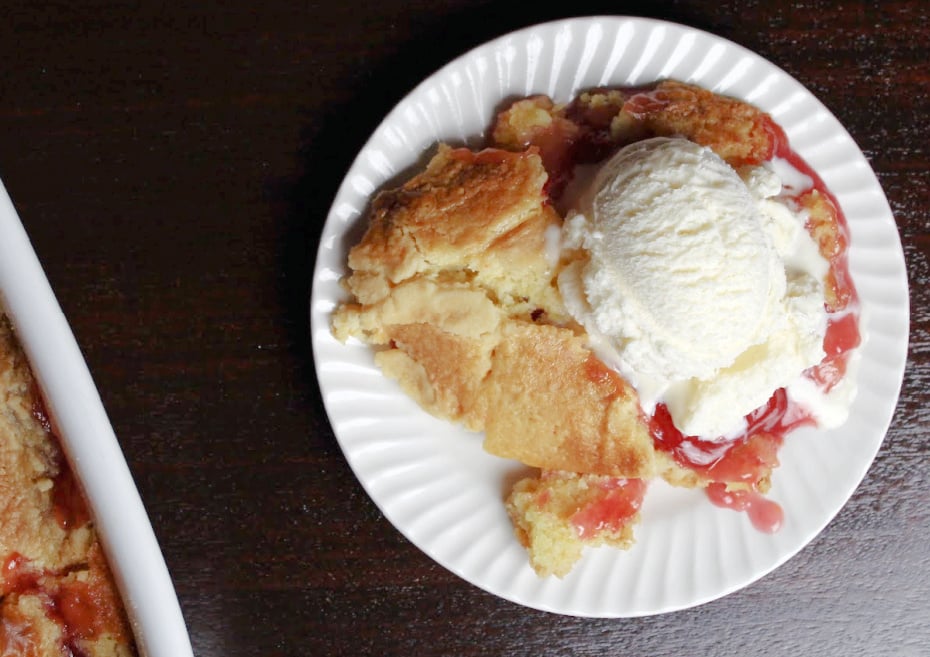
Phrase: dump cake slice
[
  {"left": 333, "top": 80, "right": 860, "bottom": 577},
  {"left": 332, "top": 145, "right": 657, "bottom": 478}
]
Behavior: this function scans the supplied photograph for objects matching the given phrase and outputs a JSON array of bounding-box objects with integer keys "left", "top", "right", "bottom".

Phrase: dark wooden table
[{"left": 2, "top": 2, "right": 928, "bottom": 655}]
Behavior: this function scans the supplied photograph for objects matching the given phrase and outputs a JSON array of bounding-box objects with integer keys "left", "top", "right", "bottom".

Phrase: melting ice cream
[{"left": 558, "top": 137, "right": 829, "bottom": 439}]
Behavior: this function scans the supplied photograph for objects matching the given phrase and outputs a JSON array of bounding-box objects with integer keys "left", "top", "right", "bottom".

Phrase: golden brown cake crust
[
  {"left": 344, "top": 145, "right": 558, "bottom": 304},
  {"left": 618, "top": 80, "right": 777, "bottom": 166},
  {"left": 489, "top": 80, "right": 778, "bottom": 196},
  {"left": 480, "top": 321, "right": 654, "bottom": 477},
  {"left": 333, "top": 144, "right": 657, "bottom": 480}
]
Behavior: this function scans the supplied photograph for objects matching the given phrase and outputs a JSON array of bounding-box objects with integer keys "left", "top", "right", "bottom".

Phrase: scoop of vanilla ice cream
[{"left": 559, "top": 137, "right": 827, "bottom": 439}]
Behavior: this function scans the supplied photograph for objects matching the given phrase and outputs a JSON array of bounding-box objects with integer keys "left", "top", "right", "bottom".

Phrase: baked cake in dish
[
  {"left": 0, "top": 315, "right": 136, "bottom": 656},
  {"left": 332, "top": 80, "right": 860, "bottom": 577}
]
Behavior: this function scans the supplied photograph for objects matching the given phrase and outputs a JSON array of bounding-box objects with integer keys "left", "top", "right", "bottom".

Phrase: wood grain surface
[{"left": 1, "top": 2, "right": 927, "bottom": 656}]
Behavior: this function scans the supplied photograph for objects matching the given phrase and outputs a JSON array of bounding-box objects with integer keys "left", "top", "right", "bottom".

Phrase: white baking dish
[{"left": 0, "top": 179, "right": 194, "bottom": 657}]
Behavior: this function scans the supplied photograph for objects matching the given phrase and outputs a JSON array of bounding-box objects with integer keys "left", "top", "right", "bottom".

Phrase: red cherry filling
[{"left": 570, "top": 478, "right": 648, "bottom": 540}]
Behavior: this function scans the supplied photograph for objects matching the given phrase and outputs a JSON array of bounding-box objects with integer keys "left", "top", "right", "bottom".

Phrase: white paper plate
[
  {"left": 0, "top": 182, "right": 194, "bottom": 654},
  {"left": 310, "top": 16, "right": 909, "bottom": 617}
]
